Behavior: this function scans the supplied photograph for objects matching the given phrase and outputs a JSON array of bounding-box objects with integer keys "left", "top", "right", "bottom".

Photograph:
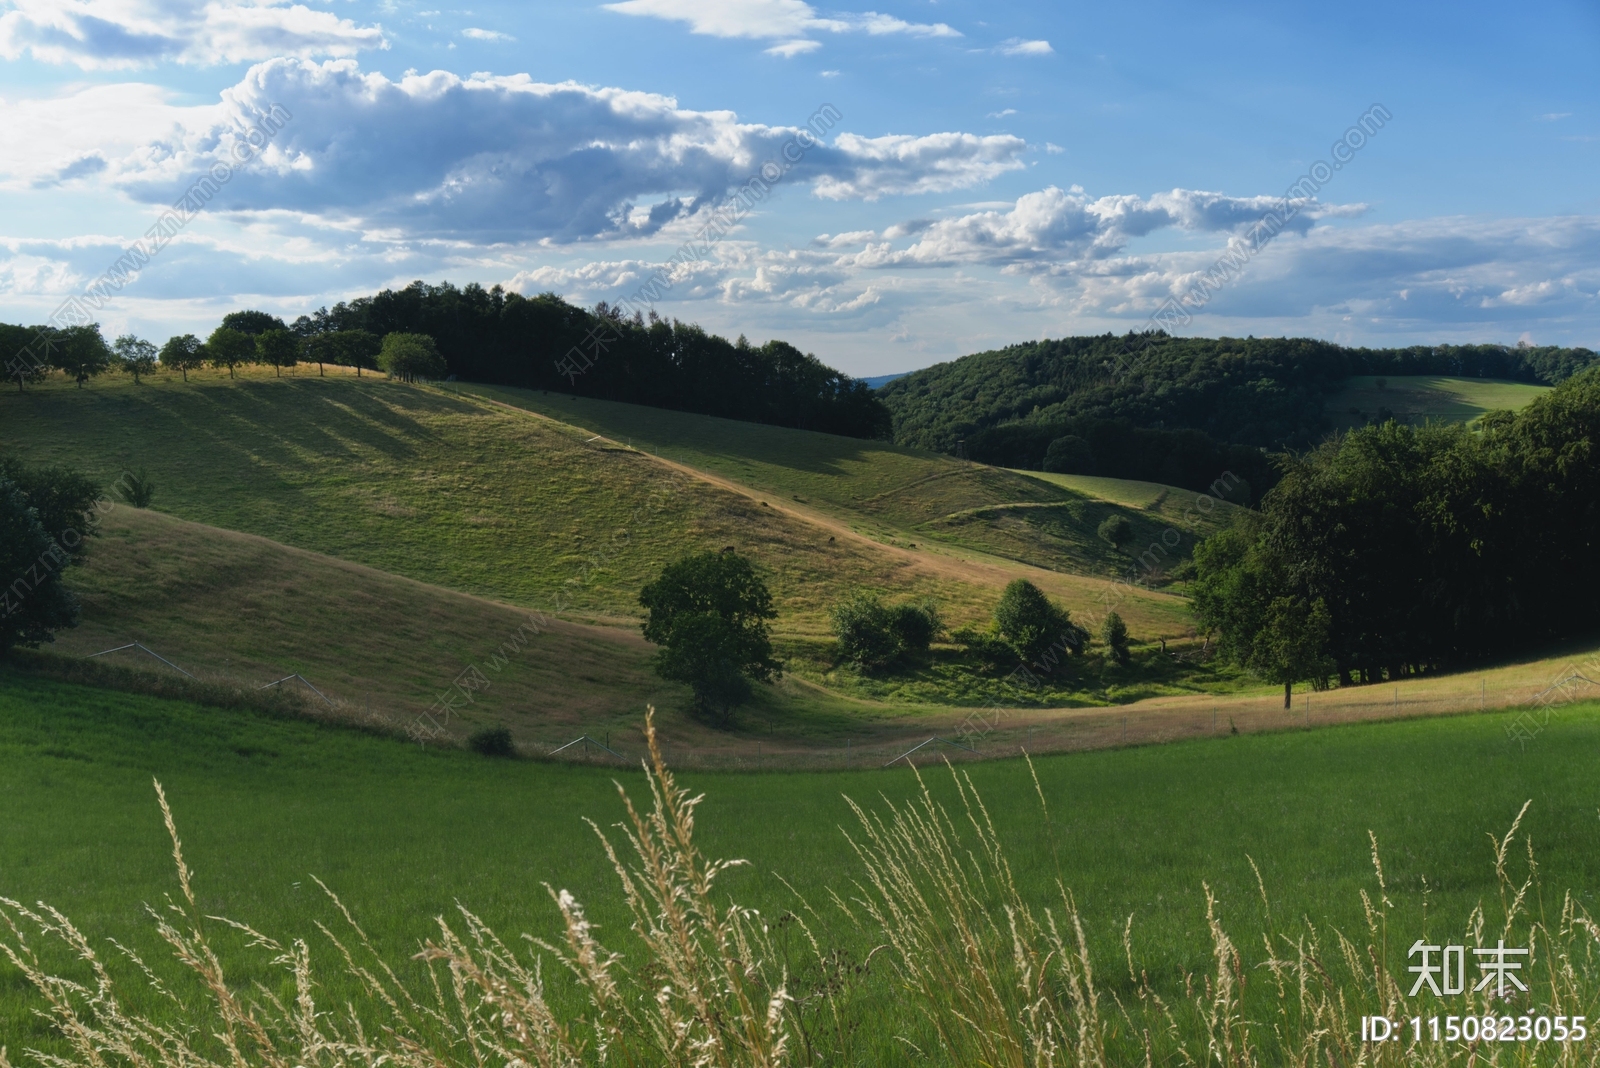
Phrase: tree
[
  {"left": 255, "top": 328, "right": 299, "bottom": 377},
  {"left": 0, "top": 479, "right": 80, "bottom": 656},
  {"left": 339, "top": 330, "right": 382, "bottom": 376},
  {"left": 113, "top": 334, "right": 158, "bottom": 384},
  {"left": 1097, "top": 513, "right": 1134, "bottom": 551},
  {"left": 51, "top": 325, "right": 113, "bottom": 388},
  {"left": 0, "top": 459, "right": 100, "bottom": 657},
  {"left": 639, "top": 551, "right": 779, "bottom": 721},
  {"left": 889, "top": 600, "right": 941, "bottom": 657},
  {"left": 1249, "top": 597, "right": 1334, "bottom": 708},
  {"left": 378, "top": 332, "right": 446, "bottom": 383},
  {"left": 159, "top": 334, "right": 205, "bottom": 382},
  {"left": 206, "top": 326, "right": 254, "bottom": 379},
  {"left": 994, "top": 578, "right": 1087, "bottom": 666},
  {"left": 221, "top": 310, "right": 287, "bottom": 336},
  {"left": 2, "top": 323, "right": 49, "bottom": 392},
  {"left": 1100, "top": 611, "right": 1131, "bottom": 666}
]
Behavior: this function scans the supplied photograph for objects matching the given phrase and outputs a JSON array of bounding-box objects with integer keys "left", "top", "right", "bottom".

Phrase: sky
[{"left": 0, "top": 0, "right": 1596, "bottom": 375}]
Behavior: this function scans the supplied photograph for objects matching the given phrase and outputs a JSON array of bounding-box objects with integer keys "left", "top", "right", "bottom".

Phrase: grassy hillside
[
  {"left": 6, "top": 671, "right": 1600, "bottom": 1060},
  {"left": 1323, "top": 374, "right": 1551, "bottom": 431},
  {"left": 0, "top": 370, "right": 1197, "bottom": 644},
  {"left": 452, "top": 384, "right": 1237, "bottom": 584}
]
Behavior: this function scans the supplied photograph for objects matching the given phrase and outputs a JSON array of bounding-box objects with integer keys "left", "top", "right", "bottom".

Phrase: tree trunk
[{"left": 1284, "top": 681, "right": 1292, "bottom": 709}]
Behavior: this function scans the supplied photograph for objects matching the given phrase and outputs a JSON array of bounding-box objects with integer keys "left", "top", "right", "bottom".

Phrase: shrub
[
  {"left": 888, "top": 600, "right": 942, "bottom": 655},
  {"left": 830, "top": 591, "right": 898, "bottom": 668},
  {"left": 831, "top": 594, "right": 942, "bottom": 668},
  {"left": 950, "top": 625, "right": 1016, "bottom": 673},
  {"left": 1097, "top": 513, "right": 1134, "bottom": 550},
  {"left": 117, "top": 468, "right": 156, "bottom": 508},
  {"left": 467, "top": 725, "right": 515, "bottom": 757}
]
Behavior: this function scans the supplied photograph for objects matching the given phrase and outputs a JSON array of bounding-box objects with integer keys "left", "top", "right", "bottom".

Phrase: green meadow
[
  {"left": 1323, "top": 374, "right": 1551, "bottom": 432},
  {"left": 6, "top": 670, "right": 1599, "bottom": 1060}
]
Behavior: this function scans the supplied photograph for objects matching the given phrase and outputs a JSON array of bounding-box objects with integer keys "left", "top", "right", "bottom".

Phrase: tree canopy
[
  {"left": 639, "top": 551, "right": 780, "bottom": 720},
  {"left": 0, "top": 459, "right": 100, "bottom": 656},
  {"left": 1192, "top": 366, "right": 1600, "bottom": 686},
  {"left": 378, "top": 332, "right": 446, "bottom": 382},
  {"left": 880, "top": 332, "right": 1599, "bottom": 463},
  {"left": 287, "top": 282, "right": 891, "bottom": 439}
]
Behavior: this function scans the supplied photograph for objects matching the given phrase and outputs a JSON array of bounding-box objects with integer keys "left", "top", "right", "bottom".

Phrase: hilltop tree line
[
  {"left": 1, "top": 318, "right": 442, "bottom": 388},
  {"left": 292, "top": 281, "right": 892, "bottom": 439},
  {"left": 3, "top": 284, "right": 891, "bottom": 440},
  {"left": 1193, "top": 366, "right": 1600, "bottom": 699},
  {"left": 880, "top": 332, "right": 1599, "bottom": 464}
]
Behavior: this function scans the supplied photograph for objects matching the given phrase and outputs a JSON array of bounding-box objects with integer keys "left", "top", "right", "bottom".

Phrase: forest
[
  {"left": 291, "top": 282, "right": 893, "bottom": 440},
  {"left": 879, "top": 331, "right": 1599, "bottom": 456},
  {"left": 1192, "top": 365, "right": 1600, "bottom": 692}
]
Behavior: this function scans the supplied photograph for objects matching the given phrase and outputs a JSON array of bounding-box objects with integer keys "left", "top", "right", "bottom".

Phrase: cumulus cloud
[
  {"left": 602, "top": 0, "right": 958, "bottom": 53},
  {"left": 21, "top": 59, "right": 1024, "bottom": 243},
  {"left": 826, "top": 185, "right": 1368, "bottom": 270},
  {"left": 0, "top": 0, "right": 385, "bottom": 69},
  {"left": 460, "top": 27, "right": 513, "bottom": 41}
]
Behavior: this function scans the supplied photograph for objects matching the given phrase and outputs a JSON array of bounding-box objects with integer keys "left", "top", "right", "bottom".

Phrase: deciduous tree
[{"left": 113, "top": 334, "right": 158, "bottom": 384}]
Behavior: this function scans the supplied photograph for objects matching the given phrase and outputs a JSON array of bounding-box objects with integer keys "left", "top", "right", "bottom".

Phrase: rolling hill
[{"left": 1322, "top": 374, "right": 1551, "bottom": 431}]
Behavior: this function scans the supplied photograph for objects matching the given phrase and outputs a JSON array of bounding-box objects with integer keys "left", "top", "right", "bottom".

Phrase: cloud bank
[{"left": 0, "top": 0, "right": 385, "bottom": 68}]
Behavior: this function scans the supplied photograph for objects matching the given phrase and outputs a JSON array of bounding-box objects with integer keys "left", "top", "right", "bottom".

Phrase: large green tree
[
  {"left": 159, "top": 334, "right": 205, "bottom": 382},
  {"left": 378, "top": 332, "right": 446, "bottom": 383},
  {"left": 639, "top": 551, "right": 780, "bottom": 721},
  {"left": 113, "top": 334, "right": 158, "bottom": 384},
  {"left": 51, "top": 325, "right": 113, "bottom": 388},
  {"left": 2, "top": 324, "right": 49, "bottom": 392},
  {"left": 255, "top": 328, "right": 299, "bottom": 377},
  {"left": 0, "top": 461, "right": 100, "bottom": 656},
  {"left": 206, "top": 327, "right": 254, "bottom": 379},
  {"left": 221, "top": 310, "right": 287, "bottom": 335}
]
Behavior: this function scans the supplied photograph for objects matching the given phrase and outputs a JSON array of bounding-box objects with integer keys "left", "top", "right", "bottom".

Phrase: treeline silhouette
[
  {"left": 295, "top": 281, "right": 892, "bottom": 439},
  {"left": 882, "top": 332, "right": 1598, "bottom": 454}
]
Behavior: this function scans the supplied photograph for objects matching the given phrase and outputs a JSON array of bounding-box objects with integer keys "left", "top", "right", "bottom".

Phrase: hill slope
[
  {"left": 1, "top": 372, "right": 1197, "bottom": 642},
  {"left": 1322, "top": 374, "right": 1550, "bottom": 431}
]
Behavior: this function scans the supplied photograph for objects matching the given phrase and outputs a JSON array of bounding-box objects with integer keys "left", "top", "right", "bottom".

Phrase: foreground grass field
[{"left": 6, "top": 672, "right": 1600, "bottom": 1061}]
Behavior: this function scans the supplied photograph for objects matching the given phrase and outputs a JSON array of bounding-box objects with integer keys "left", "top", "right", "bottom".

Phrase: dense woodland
[
  {"left": 880, "top": 331, "right": 1599, "bottom": 463},
  {"left": 1193, "top": 366, "right": 1600, "bottom": 690},
  {"left": 293, "top": 282, "right": 893, "bottom": 439}
]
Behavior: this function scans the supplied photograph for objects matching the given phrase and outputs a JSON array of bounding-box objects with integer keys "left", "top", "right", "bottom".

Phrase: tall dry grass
[{"left": 4, "top": 708, "right": 1600, "bottom": 1066}]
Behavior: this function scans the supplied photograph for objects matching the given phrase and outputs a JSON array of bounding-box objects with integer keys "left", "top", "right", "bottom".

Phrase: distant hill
[
  {"left": 861, "top": 372, "right": 909, "bottom": 389},
  {"left": 879, "top": 334, "right": 1598, "bottom": 458}
]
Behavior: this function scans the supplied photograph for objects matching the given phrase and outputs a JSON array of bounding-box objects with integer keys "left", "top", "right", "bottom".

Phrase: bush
[
  {"left": 888, "top": 600, "right": 942, "bottom": 655},
  {"left": 994, "top": 579, "right": 1087, "bottom": 665},
  {"left": 1097, "top": 514, "right": 1134, "bottom": 550},
  {"left": 951, "top": 626, "right": 1016, "bottom": 673},
  {"left": 830, "top": 592, "right": 898, "bottom": 668},
  {"left": 117, "top": 468, "right": 155, "bottom": 508},
  {"left": 831, "top": 594, "right": 942, "bottom": 669},
  {"left": 468, "top": 725, "right": 515, "bottom": 757}
]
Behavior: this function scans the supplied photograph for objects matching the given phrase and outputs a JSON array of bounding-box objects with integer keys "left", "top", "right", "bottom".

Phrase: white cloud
[
  {"left": 4, "top": 59, "right": 1026, "bottom": 245},
  {"left": 827, "top": 185, "right": 1367, "bottom": 269},
  {"left": 460, "top": 27, "right": 513, "bottom": 41},
  {"left": 0, "top": 0, "right": 386, "bottom": 69},
  {"left": 602, "top": 0, "right": 958, "bottom": 53},
  {"left": 987, "top": 108, "right": 1016, "bottom": 118},
  {"left": 997, "top": 37, "right": 1051, "bottom": 56}
]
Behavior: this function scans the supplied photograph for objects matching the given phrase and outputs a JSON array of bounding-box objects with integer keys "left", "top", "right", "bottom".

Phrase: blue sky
[{"left": 1, "top": 0, "right": 1595, "bottom": 374}]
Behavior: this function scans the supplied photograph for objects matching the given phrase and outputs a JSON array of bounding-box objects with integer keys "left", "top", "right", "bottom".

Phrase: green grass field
[
  {"left": 5, "top": 672, "right": 1600, "bottom": 1060},
  {"left": 1325, "top": 375, "right": 1551, "bottom": 432},
  {"left": 451, "top": 384, "right": 1237, "bottom": 586}
]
